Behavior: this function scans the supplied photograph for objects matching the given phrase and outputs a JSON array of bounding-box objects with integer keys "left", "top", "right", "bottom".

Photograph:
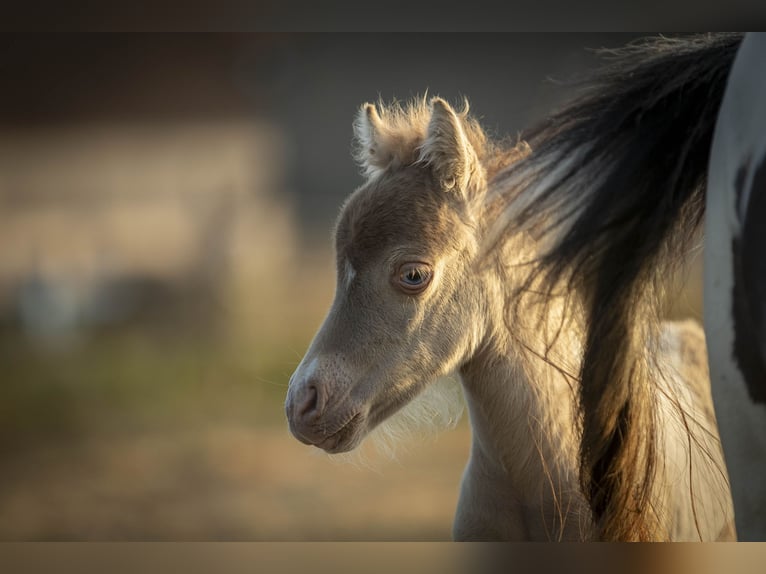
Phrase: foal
[{"left": 285, "top": 97, "right": 734, "bottom": 540}]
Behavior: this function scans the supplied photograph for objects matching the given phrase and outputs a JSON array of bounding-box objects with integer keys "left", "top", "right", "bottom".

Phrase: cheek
[{"left": 402, "top": 282, "right": 480, "bottom": 360}]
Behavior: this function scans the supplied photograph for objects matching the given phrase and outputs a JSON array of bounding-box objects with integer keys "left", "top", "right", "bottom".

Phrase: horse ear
[
  {"left": 421, "top": 97, "right": 479, "bottom": 193},
  {"left": 353, "top": 103, "right": 390, "bottom": 176}
]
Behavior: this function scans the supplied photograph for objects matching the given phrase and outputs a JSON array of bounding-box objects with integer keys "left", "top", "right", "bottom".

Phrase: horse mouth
[{"left": 314, "top": 412, "right": 364, "bottom": 454}]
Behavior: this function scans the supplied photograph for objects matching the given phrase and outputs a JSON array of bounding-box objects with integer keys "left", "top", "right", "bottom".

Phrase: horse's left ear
[
  {"left": 421, "top": 98, "right": 480, "bottom": 194},
  {"left": 353, "top": 102, "right": 391, "bottom": 176}
]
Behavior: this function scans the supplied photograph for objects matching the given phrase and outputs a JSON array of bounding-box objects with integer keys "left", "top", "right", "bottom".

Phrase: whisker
[{"left": 253, "top": 375, "right": 289, "bottom": 388}]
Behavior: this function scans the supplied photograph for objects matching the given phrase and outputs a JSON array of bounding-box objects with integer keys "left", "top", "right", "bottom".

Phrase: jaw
[{"left": 343, "top": 375, "right": 467, "bottom": 456}]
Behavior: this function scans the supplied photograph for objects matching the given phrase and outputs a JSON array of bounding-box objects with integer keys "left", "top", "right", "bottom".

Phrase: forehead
[{"left": 335, "top": 168, "right": 466, "bottom": 267}]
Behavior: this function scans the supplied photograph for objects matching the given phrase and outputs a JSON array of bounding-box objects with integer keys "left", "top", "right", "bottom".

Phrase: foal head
[{"left": 285, "top": 98, "right": 494, "bottom": 453}]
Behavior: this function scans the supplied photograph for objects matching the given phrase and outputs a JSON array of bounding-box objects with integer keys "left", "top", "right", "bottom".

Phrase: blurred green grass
[{"left": 0, "top": 326, "right": 302, "bottom": 457}]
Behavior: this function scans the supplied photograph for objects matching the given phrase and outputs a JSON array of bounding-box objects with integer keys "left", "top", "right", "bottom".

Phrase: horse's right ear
[
  {"left": 420, "top": 97, "right": 481, "bottom": 195},
  {"left": 353, "top": 103, "right": 390, "bottom": 176}
]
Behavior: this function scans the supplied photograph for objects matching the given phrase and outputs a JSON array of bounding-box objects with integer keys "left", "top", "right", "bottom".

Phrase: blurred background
[{"left": 0, "top": 33, "right": 701, "bottom": 540}]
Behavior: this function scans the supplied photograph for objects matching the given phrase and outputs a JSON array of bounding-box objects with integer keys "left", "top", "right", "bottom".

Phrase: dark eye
[{"left": 397, "top": 262, "right": 433, "bottom": 293}]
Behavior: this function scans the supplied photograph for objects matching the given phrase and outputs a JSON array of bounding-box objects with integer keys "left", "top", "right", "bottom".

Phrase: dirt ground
[{"left": 0, "top": 419, "right": 472, "bottom": 541}]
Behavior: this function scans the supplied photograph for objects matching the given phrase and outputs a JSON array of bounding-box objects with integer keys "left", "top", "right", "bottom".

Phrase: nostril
[{"left": 298, "top": 385, "right": 320, "bottom": 418}]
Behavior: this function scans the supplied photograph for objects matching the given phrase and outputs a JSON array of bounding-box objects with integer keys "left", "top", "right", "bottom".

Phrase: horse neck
[{"left": 458, "top": 237, "right": 583, "bottom": 501}]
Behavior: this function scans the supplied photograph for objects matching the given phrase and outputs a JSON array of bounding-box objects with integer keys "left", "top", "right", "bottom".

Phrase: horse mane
[{"left": 485, "top": 33, "right": 743, "bottom": 540}]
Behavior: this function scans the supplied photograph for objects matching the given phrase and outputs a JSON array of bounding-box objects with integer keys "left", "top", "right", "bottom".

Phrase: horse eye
[
  {"left": 397, "top": 263, "right": 432, "bottom": 293},
  {"left": 404, "top": 269, "right": 423, "bottom": 284}
]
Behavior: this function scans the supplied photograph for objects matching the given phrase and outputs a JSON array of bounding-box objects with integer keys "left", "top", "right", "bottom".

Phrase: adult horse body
[
  {"left": 704, "top": 32, "right": 766, "bottom": 541},
  {"left": 285, "top": 81, "right": 735, "bottom": 537}
]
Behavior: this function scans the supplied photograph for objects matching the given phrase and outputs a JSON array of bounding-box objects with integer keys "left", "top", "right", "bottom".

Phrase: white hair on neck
[{"left": 322, "top": 375, "right": 465, "bottom": 469}]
